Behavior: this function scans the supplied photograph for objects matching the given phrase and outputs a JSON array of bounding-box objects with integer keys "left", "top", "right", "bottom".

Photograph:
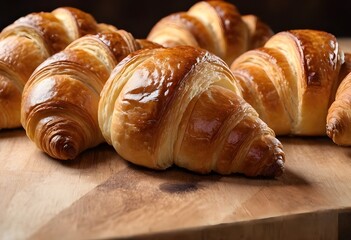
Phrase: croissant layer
[
  {"left": 231, "top": 29, "right": 344, "bottom": 136},
  {"left": 21, "top": 29, "right": 159, "bottom": 160},
  {"left": 147, "top": 0, "right": 273, "bottom": 65},
  {"left": 0, "top": 7, "right": 106, "bottom": 129},
  {"left": 99, "top": 46, "right": 285, "bottom": 177}
]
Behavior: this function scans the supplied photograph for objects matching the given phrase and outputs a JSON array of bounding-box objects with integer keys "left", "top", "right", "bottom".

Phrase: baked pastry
[
  {"left": 147, "top": 0, "right": 273, "bottom": 65},
  {"left": 98, "top": 46, "right": 285, "bottom": 177},
  {"left": 21, "top": 28, "right": 158, "bottom": 160},
  {"left": 327, "top": 53, "right": 351, "bottom": 145},
  {"left": 0, "top": 7, "right": 109, "bottom": 129},
  {"left": 230, "top": 29, "right": 344, "bottom": 136}
]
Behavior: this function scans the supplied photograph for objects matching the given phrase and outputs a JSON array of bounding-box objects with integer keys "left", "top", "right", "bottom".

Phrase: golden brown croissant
[
  {"left": 21, "top": 28, "right": 159, "bottom": 160},
  {"left": 98, "top": 46, "right": 285, "bottom": 177},
  {"left": 230, "top": 29, "right": 344, "bottom": 136},
  {"left": 327, "top": 53, "right": 351, "bottom": 145},
  {"left": 146, "top": 0, "right": 273, "bottom": 66},
  {"left": 0, "top": 7, "right": 109, "bottom": 129}
]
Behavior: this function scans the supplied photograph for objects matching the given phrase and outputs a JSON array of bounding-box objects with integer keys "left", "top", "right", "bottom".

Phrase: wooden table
[{"left": 1, "top": 39, "right": 351, "bottom": 240}]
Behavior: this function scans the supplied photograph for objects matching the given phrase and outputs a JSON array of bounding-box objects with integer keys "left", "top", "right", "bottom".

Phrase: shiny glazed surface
[
  {"left": 99, "top": 46, "right": 285, "bottom": 177},
  {"left": 231, "top": 29, "right": 345, "bottom": 136}
]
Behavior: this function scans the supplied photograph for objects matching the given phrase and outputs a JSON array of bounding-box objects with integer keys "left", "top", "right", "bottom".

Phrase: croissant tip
[
  {"left": 50, "top": 135, "right": 79, "bottom": 160},
  {"left": 261, "top": 155, "right": 285, "bottom": 178},
  {"left": 62, "top": 142, "right": 78, "bottom": 160},
  {"left": 326, "top": 120, "right": 339, "bottom": 139}
]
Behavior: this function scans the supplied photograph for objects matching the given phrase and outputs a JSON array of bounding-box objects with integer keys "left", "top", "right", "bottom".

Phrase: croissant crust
[
  {"left": 21, "top": 29, "right": 159, "bottom": 160},
  {"left": 0, "top": 7, "right": 106, "bottom": 129},
  {"left": 231, "top": 29, "right": 344, "bottom": 136},
  {"left": 99, "top": 46, "right": 285, "bottom": 177},
  {"left": 147, "top": 0, "right": 273, "bottom": 65}
]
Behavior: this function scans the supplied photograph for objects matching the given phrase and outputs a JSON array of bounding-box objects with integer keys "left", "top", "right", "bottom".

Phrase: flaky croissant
[
  {"left": 21, "top": 29, "right": 158, "bottom": 160},
  {"left": 146, "top": 0, "right": 273, "bottom": 66},
  {"left": 98, "top": 46, "right": 285, "bottom": 177},
  {"left": 327, "top": 53, "right": 351, "bottom": 145},
  {"left": 0, "top": 7, "right": 109, "bottom": 129},
  {"left": 230, "top": 29, "right": 345, "bottom": 136}
]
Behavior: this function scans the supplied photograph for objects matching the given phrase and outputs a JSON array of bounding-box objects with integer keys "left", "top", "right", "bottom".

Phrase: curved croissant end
[
  {"left": 326, "top": 53, "right": 351, "bottom": 145},
  {"left": 231, "top": 29, "right": 344, "bottom": 136},
  {"left": 21, "top": 29, "right": 145, "bottom": 160},
  {"left": 99, "top": 46, "right": 285, "bottom": 177},
  {"left": 147, "top": 0, "right": 273, "bottom": 66},
  {"left": 0, "top": 7, "right": 107, "bottom": 130},
  {"left": 327, "top": 72, "right": 351, "bottom": 145}
]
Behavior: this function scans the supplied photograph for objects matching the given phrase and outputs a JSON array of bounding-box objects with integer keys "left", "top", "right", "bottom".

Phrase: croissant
[
  {"left": 230, "top": 29, "right": 344, "bottom": 136},
  {"left": 0, "top": 7, "right": 109, "bottom": 129},
  {"left": 98, "top": 46, "right": 285, "bottom": 177},
  {"left": 21, "top": 28, "right": 159, "bottom": 160},
  {"left": 327, "top": 53, "right": 351, "bottom": 145},
  {"left": 146, "top": 0, "right": 273, "bottom": 66}
]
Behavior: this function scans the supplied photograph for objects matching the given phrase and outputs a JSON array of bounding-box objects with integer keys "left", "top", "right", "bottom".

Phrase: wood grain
[
  {"left": 1, "top": 39, "right": 351, "bottom": 240},
  {"left": 1, "top": 129, "right": 351, "bottom": 240}
]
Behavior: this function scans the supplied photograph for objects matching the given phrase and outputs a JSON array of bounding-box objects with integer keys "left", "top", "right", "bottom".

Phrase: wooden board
[
  {"left": 1, "top": 39, "right": 351, "bottom": 240},
  {"left": 1, "top": 129, "right": 351, "bottom": 240}
]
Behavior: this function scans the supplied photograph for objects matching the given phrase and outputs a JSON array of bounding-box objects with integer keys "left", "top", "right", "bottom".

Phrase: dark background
[{"left": 1, "top": 0, "right": 350, "bottom": 39}]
